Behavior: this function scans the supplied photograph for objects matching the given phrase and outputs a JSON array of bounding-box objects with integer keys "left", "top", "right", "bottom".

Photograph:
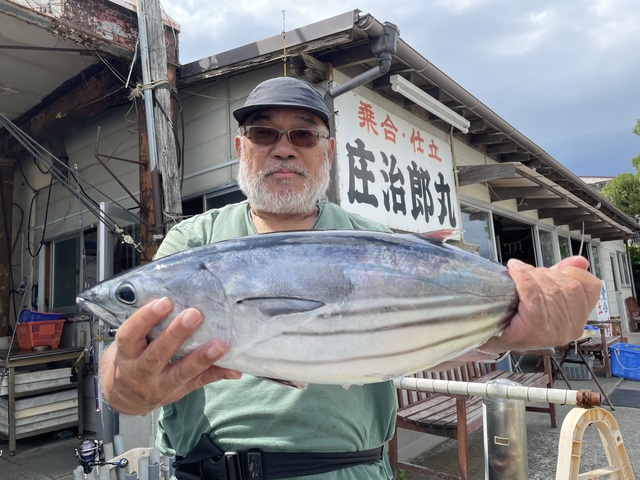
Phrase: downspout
[{"left": 325, "top": 14, "right": 399, "bottom": 99}]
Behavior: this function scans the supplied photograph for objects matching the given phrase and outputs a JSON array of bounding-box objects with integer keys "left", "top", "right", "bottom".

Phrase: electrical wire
[
  {"left": 10, "top": 203, "right": 24, "bottom": 255},
  {"left": 0, "top": 113, "right": 146, "bottom": 252},
  {"left": 26, "top": 178, "right": 52, "bottom": 258}
]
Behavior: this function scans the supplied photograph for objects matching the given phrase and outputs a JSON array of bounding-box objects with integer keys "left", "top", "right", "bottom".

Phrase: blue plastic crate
[
  {"left": 609, "top": 343, "right": 640, "bottom": 381},
  {"left": 18, "top": 309, "right": 63, "bottom": 323}
]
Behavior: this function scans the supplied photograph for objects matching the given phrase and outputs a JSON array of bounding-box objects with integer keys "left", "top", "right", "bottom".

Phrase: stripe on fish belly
[
  {"left": 223, "top": 286, "right": 517, "bottom": 384},
  {"left": 226, "top": 296, "right": 512, "bottom": 353},
  {"left": 291, "top": 295, "right": 516, "bottom": 335}
]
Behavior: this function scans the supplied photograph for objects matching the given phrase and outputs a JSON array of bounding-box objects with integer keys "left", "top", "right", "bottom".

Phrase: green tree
[
  {"left": 601, "top": 119, "right": 640, "bottom": 293},
  {"left": 601, "top": 172, "right": 640, "bottom": 218},
  {"left": 628, "top": 243, "right": 640, "bottom": 293},
  {"left": 601, "top": 118, "right": 640, "bottom": 218}
]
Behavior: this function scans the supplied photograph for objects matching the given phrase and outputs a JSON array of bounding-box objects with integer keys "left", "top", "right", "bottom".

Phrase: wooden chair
[
  {"left": 389, "top": 350, "right": 557, "bottom": 480},
  {"left": 577, "top": 318, "right": 622, "bottom": 378},
  {"left": 625, "top": 297, "right": 640, "bottom": 332}
]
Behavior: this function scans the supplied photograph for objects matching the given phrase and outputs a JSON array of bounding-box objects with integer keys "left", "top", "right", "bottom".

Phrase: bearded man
[{"left": 99, "top": 77, "right": 600, "bottom": 480}]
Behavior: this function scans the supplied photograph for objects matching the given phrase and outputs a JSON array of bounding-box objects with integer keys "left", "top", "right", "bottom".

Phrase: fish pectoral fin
[
  {"left": 259, "top": 377, "right": 308, "bottom": 389},
  {"left": 236, "top": 297, "right": 325, "bottom": 316}
]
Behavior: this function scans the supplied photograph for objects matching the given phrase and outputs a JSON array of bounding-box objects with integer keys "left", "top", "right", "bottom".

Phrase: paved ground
[
  {"left": 399, "top": 332, "right": 640, "bottom": 479},
  {"left": 0, "top": 432, "right": 78, "bottom": 480},
  {"left": 402, "top": 368, "right": 640, "bottom": 479},
  {"left": 2, "top": 336, "right": 639, "bottom": 479}
]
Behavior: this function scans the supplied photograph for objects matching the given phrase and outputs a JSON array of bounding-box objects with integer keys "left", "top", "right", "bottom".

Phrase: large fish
[{"left": 77, "top": 230, "right": 518, "bottom": 386}]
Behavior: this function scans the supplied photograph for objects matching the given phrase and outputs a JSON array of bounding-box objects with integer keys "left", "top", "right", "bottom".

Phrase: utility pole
[{"left": 136, "top": 0, "right": 181, "bottom": 259}]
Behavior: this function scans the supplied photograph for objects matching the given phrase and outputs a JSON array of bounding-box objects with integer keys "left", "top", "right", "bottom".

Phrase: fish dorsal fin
[{"left": 236, "top": 297, "right": 325, "bottom": 317}]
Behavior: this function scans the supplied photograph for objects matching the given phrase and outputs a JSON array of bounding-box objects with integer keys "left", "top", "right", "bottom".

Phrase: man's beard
[{"left": 237, "top": 153, "right": 331, "bottom": 216}]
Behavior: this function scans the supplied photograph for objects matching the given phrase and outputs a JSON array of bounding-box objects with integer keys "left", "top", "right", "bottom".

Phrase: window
[
  {"left": 610, "top": 254, "right": 620, "bottom": 292},
  {"left": 558, "top": 236, "right": 571, "bottom": 259},
  {"left": 618, "top": 252, "right": 632, "bottom": 287},
  {"left": 51, "top": 236, "right": 80, "bottom": 311},
  {"left": 48, "top": 225, "right": 140, "bottom": 313},
  {"left": 591, "top": 245, "right": 602, "bottom": 278},
  {"left": 570, "top": 238, "right": 590, "bottom": 262},
  {"left": 460, "top": 205, "right": 495, "bottom": 261},
  {"left": 536, "top": 228, "right": 557, "bottom": 267},
  {"left": 50, "top": 228, "right": 97, "bottom": 313}
]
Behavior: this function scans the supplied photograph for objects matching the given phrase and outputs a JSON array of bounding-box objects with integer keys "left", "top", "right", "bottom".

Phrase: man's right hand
[{"left": 99, "top": 297, "right": 242, "bottom": 415}]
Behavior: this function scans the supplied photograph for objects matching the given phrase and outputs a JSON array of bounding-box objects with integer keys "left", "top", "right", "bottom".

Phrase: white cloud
[
  {"left": 431, "top": 0, "right": 502, "bottom": 14},
  {"left": 586, "top": 0, "right": 640, "bottom": 50},
  {"left": 160, "top": 0, "right": 640, "bottom": 175}
]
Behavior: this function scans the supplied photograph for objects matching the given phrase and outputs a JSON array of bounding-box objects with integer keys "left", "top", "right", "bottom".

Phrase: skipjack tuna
[{"left": 77, "top": 230, "right": 518, "bottom": 386}]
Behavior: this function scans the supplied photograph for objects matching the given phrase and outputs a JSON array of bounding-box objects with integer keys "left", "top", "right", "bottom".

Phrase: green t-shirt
[{"left": 155, "top": 200, "right": 396, "bottom": 480}]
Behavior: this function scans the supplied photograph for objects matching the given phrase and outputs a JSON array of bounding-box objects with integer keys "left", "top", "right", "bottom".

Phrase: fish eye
[{"left": 115, "top": 283, "right": 137, "bottom": 305}]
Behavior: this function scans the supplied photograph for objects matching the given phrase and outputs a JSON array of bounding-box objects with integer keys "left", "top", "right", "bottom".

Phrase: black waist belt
[{"left": 173, "top": 433, "right": 384, "bottom": 480}]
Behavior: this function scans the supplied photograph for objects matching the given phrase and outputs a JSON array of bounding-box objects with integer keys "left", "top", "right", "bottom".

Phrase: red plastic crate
[{"left": 16, "top": 319, "right": 65, "bottom": 349}]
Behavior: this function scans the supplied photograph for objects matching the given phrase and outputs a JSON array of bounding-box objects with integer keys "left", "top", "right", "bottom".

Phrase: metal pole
[
  {"left": 393, "top": 377, "right": 601, "bottom": 407},
  {"left": 138, "top": 455, "right": 149, "bottom": 480},
  {"left": 483, "top": 379, "right": 528, "bottom": 480}
]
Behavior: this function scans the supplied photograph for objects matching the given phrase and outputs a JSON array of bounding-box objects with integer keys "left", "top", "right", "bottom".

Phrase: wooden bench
[
  {"left": 389, "top": 350, "right": 557, "bottom": 480},
  {"left": 625, "top": 297, "right": 640, "bottom": 332},
  {"left": 577, "top": 319, "right": 622, "bottom": 378}
]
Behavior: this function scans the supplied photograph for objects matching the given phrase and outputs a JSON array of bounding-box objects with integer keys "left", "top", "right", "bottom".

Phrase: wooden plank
[
  {"left": 517, "top": 197, "right": 569, "bottom": 211},
  {"left": 0, "top": 388, "right": 77, "bottom": 410},
  {"left": 11, "top": 399, "right": 78, "bottom": 420},
  {"left": 0, "top": 407, "right": 77, "bottom": 427},
  {"left": 1, "top": 413, "right": 78, "bottom": 436},
  {"left": 0, "top": 377, "right": 72, "bottom": 396},
  {"left": 538, "top": 208, "right": 588, "bottom": 219},
  {"left": 470, "top": 133, "right": 504, "bottom": 145},
  {"left": 0, "top": 367, "right": 71, "bottom": 388},
  {"left": 486, "top": 142, "right": 518, "bottom": 154},
  {"left": 490, "top": 186, "right": 546, "bottom": 201},
  {"left": 457, "top": 164, "right": 516, "bottom": 186}
]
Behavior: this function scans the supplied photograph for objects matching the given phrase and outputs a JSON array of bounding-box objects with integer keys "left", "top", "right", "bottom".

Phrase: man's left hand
[{"left": 481, "top": 255, "right": 602, "bottom": 353}]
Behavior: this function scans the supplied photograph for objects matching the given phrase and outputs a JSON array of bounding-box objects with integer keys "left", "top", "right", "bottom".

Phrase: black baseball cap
[{"left": 233, "top": 77, "right": 331, "bottom": 127}]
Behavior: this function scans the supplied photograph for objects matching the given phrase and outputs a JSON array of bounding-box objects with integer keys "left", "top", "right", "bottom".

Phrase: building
[{"left": 1, "top": 6, "right": 638, "bottom": 447}]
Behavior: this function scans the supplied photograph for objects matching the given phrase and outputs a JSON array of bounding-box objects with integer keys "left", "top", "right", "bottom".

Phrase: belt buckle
[{"left": 203, "top": 451, "right": 242, "bottom": 480}]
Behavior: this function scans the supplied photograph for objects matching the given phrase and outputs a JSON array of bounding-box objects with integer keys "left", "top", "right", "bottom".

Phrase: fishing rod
[{"left": 393, "top": 377, "right": 601, "bottom": 407}]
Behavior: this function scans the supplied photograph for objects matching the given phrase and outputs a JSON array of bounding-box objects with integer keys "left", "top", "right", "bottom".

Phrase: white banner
[
  {"left": 334, "top": 92, "right": 459, "bottom": 233},
  {"left": 590, "top": 283, "right": 611, "bottom": 322}
]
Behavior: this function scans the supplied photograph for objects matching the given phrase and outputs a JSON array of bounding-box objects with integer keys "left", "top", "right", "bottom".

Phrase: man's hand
[
  {"left": 481, "top": 256, "right": 602, "bottom": 353},
  {"left": 99, "top": 297, "right": 241, "bottom": 415}
]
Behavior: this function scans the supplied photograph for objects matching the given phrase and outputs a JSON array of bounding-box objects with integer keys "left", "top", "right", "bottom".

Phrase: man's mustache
[{"left": 261, "top": 163, "right": 309, "bottom": 178}]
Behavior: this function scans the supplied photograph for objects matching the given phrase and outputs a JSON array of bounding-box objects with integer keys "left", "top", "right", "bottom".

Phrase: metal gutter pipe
[{"left": 325, "top": 13, "right": 399, "bottom": 99}]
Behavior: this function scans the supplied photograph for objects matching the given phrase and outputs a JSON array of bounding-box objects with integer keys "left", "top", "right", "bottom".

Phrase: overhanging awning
[{"left": 458, "top": 163, "right": 634, "bottom": 241}]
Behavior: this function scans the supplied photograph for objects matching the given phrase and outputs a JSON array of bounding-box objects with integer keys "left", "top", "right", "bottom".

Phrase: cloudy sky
[{"left": 161, "top": 0, "right": 640, "bottom": 177}]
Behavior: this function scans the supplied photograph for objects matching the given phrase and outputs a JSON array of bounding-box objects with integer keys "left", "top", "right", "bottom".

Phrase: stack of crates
[{"left": 561, "top": 354, "right": 594, "bottom": 380}]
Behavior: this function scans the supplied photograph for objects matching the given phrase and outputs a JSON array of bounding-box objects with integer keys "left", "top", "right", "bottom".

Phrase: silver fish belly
[{"left": 77, "top": 230, "right": 518, "bottom": 385}]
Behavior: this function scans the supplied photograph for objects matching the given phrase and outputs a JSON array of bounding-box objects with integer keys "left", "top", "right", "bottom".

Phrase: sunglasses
[{"left": 240, "top": 125, "right": 329, "bottom": 148}]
